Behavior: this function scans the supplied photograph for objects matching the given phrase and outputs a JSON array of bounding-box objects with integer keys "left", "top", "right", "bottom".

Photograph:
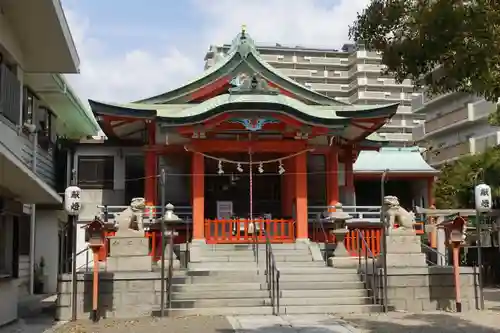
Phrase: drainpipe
[{"left": 29, "top": 131, "right": 38, "bottom": 295}]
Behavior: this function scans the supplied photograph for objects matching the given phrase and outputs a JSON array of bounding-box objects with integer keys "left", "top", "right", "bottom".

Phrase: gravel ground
[
  {"left": 338, "top": 310, "right": 500, "bottom": 333},
  {"left": 51, "top": 316, "right": 233, "bottom": 333}
]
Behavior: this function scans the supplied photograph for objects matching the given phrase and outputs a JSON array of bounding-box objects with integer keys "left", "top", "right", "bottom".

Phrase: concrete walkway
[{"left": 227, "top": 315, "right": 359, "bottom": 333}]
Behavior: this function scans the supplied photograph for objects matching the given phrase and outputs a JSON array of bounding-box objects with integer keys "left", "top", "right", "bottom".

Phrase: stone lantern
[
  {"left": 158, "top": 203, "right": 181, "bottom": 269},
  {"left": 325, "top": 203, "right": 352, "bottom": 257}
]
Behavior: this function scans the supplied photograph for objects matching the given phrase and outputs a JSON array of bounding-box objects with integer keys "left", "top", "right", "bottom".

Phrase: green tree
[
  {"left": 433, "top": 147, "right": 500, "bottom": 208},
  {"left": 349, "top": 0, "right": 500, "bottom": 124}
]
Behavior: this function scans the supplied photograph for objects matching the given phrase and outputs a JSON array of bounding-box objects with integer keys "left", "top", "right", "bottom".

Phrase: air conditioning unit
[
  {"left": 277, "top": 55, "right": 284, "bottom": 60},
  {"left": 310, "top": 70, "right": 317, "bottom": 74},
  {"left": 303, "top": 56, "right": 311, "bottom": 61},
  {"left": 304, "top": 82, "right": 312, "bottom": 88}
]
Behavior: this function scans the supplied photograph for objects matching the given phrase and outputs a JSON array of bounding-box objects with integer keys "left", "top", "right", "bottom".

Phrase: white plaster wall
[
  {"left": 34, "top": 210, "right": 60, "bottom": 293},
  {"left": 0, "top": 10, "right": 25, "bottom": 67}
]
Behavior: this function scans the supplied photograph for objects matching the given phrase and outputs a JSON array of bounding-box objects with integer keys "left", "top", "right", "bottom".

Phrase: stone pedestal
[
  {"left": 106, "top": 232, "right": 152, "bottom": 272},
  {"left": 152, "top": 231, "right": 181, "bottom": 269},
  {"left": 327, "top": 228, "right": 358, "bottom": 268},
  {"left": 377, "top": 229, "right": 427, "bottom": 267}
]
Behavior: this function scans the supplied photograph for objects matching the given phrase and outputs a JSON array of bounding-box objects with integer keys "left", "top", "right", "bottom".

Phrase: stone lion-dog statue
[
  {"left": 383, "top": 195, "right": 416, "bottom": 232},
  {"left": 115, "top": 197, "right": 146, "bottom": 234}
]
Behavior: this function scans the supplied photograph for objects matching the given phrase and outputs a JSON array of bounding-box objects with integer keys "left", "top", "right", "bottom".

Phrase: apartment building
[
  {"left": 205, "top": 43, "right": 425, "bottom": 144},
  {"left": 0, "top": 0, "right": 99, "bottom": 325},
  {"left": 411, "top": 91, "right": 498, "bottom": 166}
]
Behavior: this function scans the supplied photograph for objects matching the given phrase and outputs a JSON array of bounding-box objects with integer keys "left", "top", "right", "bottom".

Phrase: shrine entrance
[{"left": 201, "top": 152, "right": 295, "bottom": 244}]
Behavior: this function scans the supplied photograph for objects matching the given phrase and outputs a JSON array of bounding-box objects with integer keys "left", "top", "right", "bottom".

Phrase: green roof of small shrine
[{"left": 354, "top": 147, "right": 437, "bottom": 173}]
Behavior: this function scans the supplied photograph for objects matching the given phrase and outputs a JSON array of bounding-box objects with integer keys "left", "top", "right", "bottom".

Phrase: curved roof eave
[{"left": 88, "top": 94, "right": 398, "bottom": 133}]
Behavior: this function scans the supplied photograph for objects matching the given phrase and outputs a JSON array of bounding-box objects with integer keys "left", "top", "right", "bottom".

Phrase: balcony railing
[
  {"left": 428, "top": 141, "right": 471, "bottom": 164},
  {"left": 0, "top": 64, "right": 21, "bottom": 125},
  {"left": 474, "top": 132, "right": 499, "bottom": 154},
  {"left": 424, "top": 107, "right": 469, "bottom": 133}
]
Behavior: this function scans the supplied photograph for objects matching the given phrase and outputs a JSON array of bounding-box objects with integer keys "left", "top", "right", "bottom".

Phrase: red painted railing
[
  {"left": 204, "top": 218, "right": 295, "bottom": 244},
  {"left": 310, "top": 227, "right": 382, "bottom": 256},
  {"left": 310, "top": 222, "right": 424, "bottom": 257}
]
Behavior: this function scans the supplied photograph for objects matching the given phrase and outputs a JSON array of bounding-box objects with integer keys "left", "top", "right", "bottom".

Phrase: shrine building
[{"left": 73, "top": 29, "right": 436, "bottom": 247}]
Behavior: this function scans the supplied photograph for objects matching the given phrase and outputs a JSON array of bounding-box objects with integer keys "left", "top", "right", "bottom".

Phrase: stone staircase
[{"left": 169, "top": 242, "right": 379, "bottom": 315}]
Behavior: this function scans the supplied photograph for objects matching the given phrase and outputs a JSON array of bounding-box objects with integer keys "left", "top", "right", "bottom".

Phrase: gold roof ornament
[{"left": 241, "top": 24, "right": 247, "bottom": 34}]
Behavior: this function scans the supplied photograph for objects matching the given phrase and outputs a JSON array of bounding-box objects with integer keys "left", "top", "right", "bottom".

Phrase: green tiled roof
[
  {"left": 354, "top": 147, "right": 437, "bottom": 173},
  {"left": 89, "top": 95, "right": 398, "bottom": 127}
]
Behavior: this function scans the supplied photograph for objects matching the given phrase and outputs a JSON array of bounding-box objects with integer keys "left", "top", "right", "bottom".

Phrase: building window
[
  {"left": 77, "top": 156, "right": 114, "bottom": 189},
  {"left": 22, "top": 88, "right": 37, "bottom": 126},
  {"left": 36, "top": 107, "right": 56, "bottom": 151}
]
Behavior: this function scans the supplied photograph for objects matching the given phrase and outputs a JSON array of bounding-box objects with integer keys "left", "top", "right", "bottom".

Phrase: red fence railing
[{"left": 204, "top": 218, "right": 295, "bottom": 244}]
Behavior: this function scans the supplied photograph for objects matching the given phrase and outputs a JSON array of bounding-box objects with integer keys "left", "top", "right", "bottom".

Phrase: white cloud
[{"left": 64, "top": 0, "right": 370, "bottom": 103}]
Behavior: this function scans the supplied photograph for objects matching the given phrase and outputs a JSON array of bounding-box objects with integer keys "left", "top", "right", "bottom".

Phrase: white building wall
[
  {"left": 73, "top": 145, "right": 143, "bottom": 269},
  {"left": 34, "top": 210, "right": 61, "bottom": 293}
]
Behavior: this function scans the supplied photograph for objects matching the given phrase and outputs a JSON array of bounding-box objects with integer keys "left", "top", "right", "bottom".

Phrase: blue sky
[{"left": 62, "top": 0, "right": 370, "bottom": 103}]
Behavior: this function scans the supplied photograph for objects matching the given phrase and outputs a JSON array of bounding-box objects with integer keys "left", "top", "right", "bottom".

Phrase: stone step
[
  {"left": 279, "top": 267, "right": 358, "bottom": 275},
  {"left": 171, "top": 282, "right": 264, "bottom": 292},
  {"left": 202, "top": 246, "right": 310, "bottom": 256},
  {"left": 172, "top": 274, "right": 263, "bottom": 284},
  {"left": 200, "top": 255, "right": 314, "bottom": 262},
  {"left": 278, "top": 273, "right": 360, "bottom": 282},
  {"left": 189, "top": 263, "right": 258, "bottom": 270},
  {"left": 280, "top": 281, "right": 365, "bottom": 290},
  {"left": 205, "top": 243, "right": 309, "bottom": 250},
  {"left": 171, "top": 290, "right": 270, "bottom": 299},
  {"left": 275, "top": 261, "right": 326, "bottom": 267},
  {"left": 168, "top": 306, "right": 273, "bottom": 316},
  {"left": 171, "top": 297, "right": 268, "bottom": 308},
  {"left": 280, "top": 296, "right": 372, "bottom": 306},
  {"left": 282, "top": 304, "right": 380, "bottom": 314},
  {"left": 281, "top": 289, "right": 367, "bottom": 298}
]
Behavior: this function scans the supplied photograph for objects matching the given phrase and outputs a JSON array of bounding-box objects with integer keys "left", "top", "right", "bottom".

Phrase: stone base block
[
  {"left": 379, "top": 253, "right": 427, "bottom": 267},
  {"left": 109, "top": 236, "right": 149, "bottom": 257},
  {"left": 107, "top": 256, "right": 152, "bottom": 272},
  {"left": 152, "top": 259, "right": 181, "bottom": 270},
  {"left": 385, "top": 232, "right": 422, "bottom": 254},
  {"left": 327, "top": 256, "right": 359, "bottom": 268}
]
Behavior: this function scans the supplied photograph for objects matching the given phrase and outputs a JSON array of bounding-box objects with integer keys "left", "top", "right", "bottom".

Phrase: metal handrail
[
  {"left": 262, "top": 228, "right": 280, "bottom": 315},
  {"left": 356, "top": 229, "right": 382, "bottom": 307},
  {"left": 251, "top": 219, "right": 259, "bottom": 266},
  {"left": 314, "top": 213, "right": 330, "bottom": 264},
  {"left": 421, "top": 242, "right": 449, "bottom": 266},
  {"left": 60, "top": 247, "right": 90, "bottom": 274},
  {"left": 165, "top": 225, "right": 175, "bottom": 315}
]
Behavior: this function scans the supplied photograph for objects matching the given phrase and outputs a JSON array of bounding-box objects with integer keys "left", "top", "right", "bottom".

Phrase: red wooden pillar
[
  {"left": 144, "top": 122, "right": 157, "bottom": 206},
  {"left": 326, "top": 149, "right": 339, "bottom": 211},
  {"left": 294, "top": 153, "right": 308, "bottom": 239},
  {"left": 344, "top": 147, "right": 355, "bottom": 205},
  {"left": 427, "top": 176, "right": 435, "bottom": 207},
  {"left": 281, "top": 159, "right": 294, "bottom": 217},
  {"left": 192, "top": 153, "right": 205, "bottom": 240}
]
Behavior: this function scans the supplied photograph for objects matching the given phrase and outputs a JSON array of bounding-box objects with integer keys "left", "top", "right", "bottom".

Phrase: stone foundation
[
  {"left": 56, "top": 272, "right": 166, "bottom": 320},
  {"left": 364, "top": 266, "right": 480, "bottom": 312}
]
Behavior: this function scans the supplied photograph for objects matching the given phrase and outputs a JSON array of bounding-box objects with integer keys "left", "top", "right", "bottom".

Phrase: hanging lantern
[
  {"left": 258, "top": 162, "right": 264, "bottom": 173},
  {"left": 236, "top": 163, "right": 243, "bottom": 173},
  {"left": 278, "top": 160, "right": 285, "bottom": 175},
  {"left": 474, "top": 183, "right": 492, "bottom": 212},
  {"left": 217, "top": 160, "right": 224, "bottom": 175}
]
